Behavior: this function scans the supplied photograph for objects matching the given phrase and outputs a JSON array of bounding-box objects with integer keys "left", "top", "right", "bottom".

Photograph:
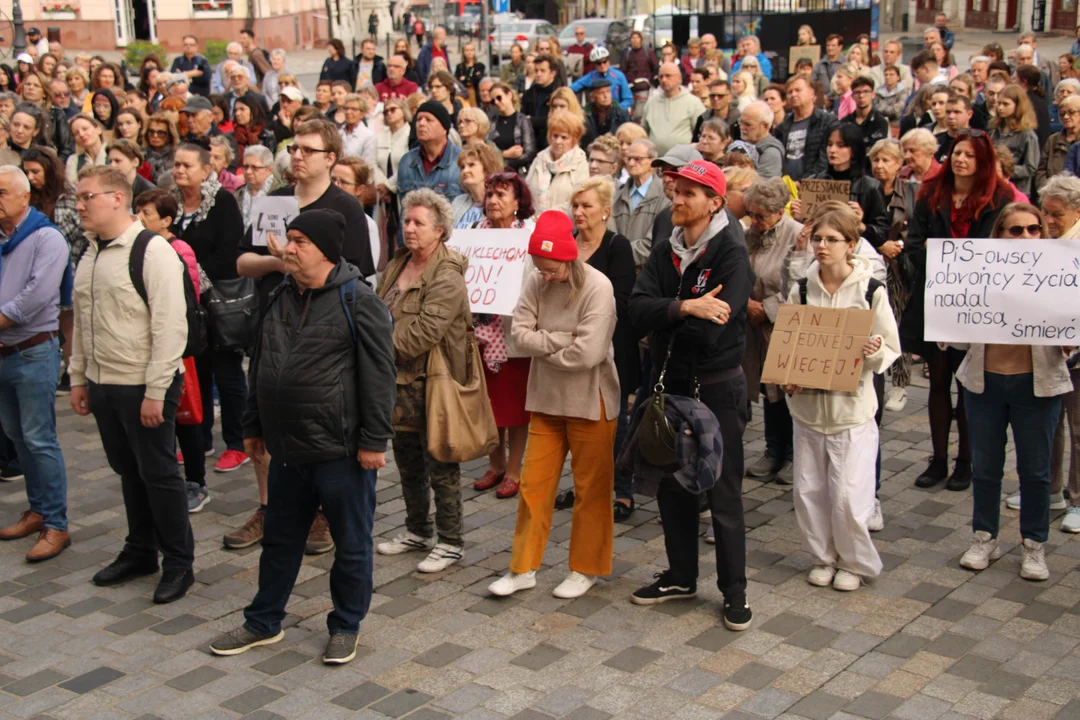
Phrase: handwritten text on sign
[
  {"left": 799, "top": 179, "right": 850, "bottom": 220},
  {"left": 924, "top": 238, "right": 1080, "bottom": 344},
  {"left": 446, "top": 228, "right": 532, "bottom": 316},
  {"left": 250, "top": 196, "right": 300, "bottom": 248},
  {"left": 761, "top": 305, "right": 875, "bottom": 392}
]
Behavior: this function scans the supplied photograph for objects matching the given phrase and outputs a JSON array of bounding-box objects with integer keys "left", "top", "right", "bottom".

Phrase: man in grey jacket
[
  {"left": 738, "top": 102, "right": 784, "bottom": 179},
  {"left": 210, "top": 208, "right": 396, "bottom": 666},
  {"left": 614, "top": 139, "right": 670, "bottom": 266}
]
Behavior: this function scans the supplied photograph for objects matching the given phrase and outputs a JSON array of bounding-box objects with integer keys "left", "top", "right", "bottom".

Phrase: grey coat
[
  {"left": 991, "top": 126, "right": 1040, "bottom": 197},
  {"left": 613, "top": 175, "right": 671, "bottom": 267}
]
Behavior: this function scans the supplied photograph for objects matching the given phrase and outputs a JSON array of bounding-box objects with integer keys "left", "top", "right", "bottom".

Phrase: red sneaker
[
  {"left": 176, "top": 450, "right": 184, "bottom": 463},
  {"left": 214, "top": 449, "right": 251, "bottom": 473}
]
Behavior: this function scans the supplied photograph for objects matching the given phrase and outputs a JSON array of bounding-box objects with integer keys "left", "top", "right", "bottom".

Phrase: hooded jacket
[
  {"left": 641, "top": 87, "right": 706, "bottom": 156},
  {"left": 784, "top": 256, "right": 900, "bottom": 434},
  {"left": 243, "top": 261, "right": 396, "bottom": 464}
]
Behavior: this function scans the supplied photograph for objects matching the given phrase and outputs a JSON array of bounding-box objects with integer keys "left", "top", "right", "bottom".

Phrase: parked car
[
  {"left": 447, "top": 6, "right": 483, "bottom": 36},
  {"left": 625, "top": 14, "right": 654, "bottom": 37},
  {"left": 490, "top": 19, "right": 559, "bottom": 58},
  {"left": 556, "top": 19, "right": 631, "bottom": 67}
]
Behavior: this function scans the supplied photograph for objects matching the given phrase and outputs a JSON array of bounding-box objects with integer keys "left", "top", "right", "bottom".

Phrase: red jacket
[{"left": 376, "top": 78, "right": 419, "bottom": 101}]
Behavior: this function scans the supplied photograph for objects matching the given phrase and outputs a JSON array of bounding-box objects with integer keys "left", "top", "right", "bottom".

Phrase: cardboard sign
[
  {"left": 789, "top": 45, "right": 821, "bottom": 74},
  {"left": 249, "top": 196, "right": 300, "bottom": 248},
  {"left": 799, "top": 179, "right": 850, "bottom": 220},
  {"left": 445, "top": 228, "right": 532, "bottom": 315},
  {"left": 924, "top": 237, "right": 1080, "bottom": 345},
  {"left": 761, "top": 305, "right": 875, "bottom": 392}
]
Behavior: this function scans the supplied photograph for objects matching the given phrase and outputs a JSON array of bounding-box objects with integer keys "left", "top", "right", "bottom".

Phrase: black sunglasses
[{"left": 1004, "top": 224, "right": 1041, "bottom": 237}]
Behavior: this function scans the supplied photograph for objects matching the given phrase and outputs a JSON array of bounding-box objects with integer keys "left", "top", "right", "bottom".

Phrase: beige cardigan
[{"left": 511, "top": 264, "right": 620, "bottom": 421}]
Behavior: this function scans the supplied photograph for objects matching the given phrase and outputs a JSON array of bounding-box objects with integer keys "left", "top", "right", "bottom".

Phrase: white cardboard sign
[
  {"left": 249, "top": 196, "right": 300, "bottom": 247},
  {"left": 445, "top": 228, "right": 532, "bottom": 316}
]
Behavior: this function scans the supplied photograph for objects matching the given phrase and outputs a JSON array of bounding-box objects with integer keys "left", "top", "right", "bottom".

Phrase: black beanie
[
  {"left": 286, "top": 208, "right": 345, "bottom": 264},
  {"left": 417, "top": 100, "right": 452, "bottom": 131}
]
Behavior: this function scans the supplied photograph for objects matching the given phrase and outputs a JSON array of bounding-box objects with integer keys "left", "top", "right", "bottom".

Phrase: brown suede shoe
[
  {"left": 26, "top": 528, "right": 71, "bottom": 562},
  {"left": 305, "top": 511, "right": 335, "bottom": 555},
  {"left": 223, "top": 507, "right": 265, "bottom": 549},
  {"left": 0, "top": 510, "right": 43, "bottom": 541}
]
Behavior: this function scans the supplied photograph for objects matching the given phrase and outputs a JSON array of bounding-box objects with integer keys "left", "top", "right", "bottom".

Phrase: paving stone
[
  {"left": 331, "top": 681, "right": 392, "bottom": 711},
  {"left": 978, "top": 668, "right": 1036, "bottom": 698},
  {"left": 370, "top": 689, "right": 434, "bottom": 718},
  {"left": 666, "top": 669, "right": 723, "bottom": 696},
  {"left": 559, "top": 595, "right": 610, "bottom": 619},
  {"left": 561, "top": 708, "right": 612, "bottom": 720},
  {"left": 57, "top": 596, "right": 114, "bottom": 618},
  {"left": 904, "top": 583, "right": 953, "bottom": 604},
  {"left": 413, "top": 642, "right": 472, "bottom": 668},
  {"left": 946, "top": 653, "right": 1001, "bottom": 681},
  {"left": 760, "top": 613, "right": 811, "bottom": 637},
  {"left": 250, "top": 650, "right": 313, "bottom": 676},
  {"left": 468, "top": 595, "right": 523, "bottom": 617},
  {"left": 602, "top": 646, "right": 662, "bottom": 673},
  {"left": 376, "top": 576, "right": 424, "bottom": 598},
  {"left": 786, "top": 625, "right": 840, "bottom": 652},
  {"left": 534, "top": 687, "right": 594, "bottom": 716},
  {"left": 3, "top": 669, "right": 70, "bottom": 696},
  {"left": 104, "top": 612, "right": 163, "bottom": 636},
  {"left": 1017, "top": 601, "right": 1067, "bottom": 625},
  {"left": 508, "top": 711, "right": 555, "bottom": 720},
  {"left": 431, "top": 684, "right": 495, "bottom": 713},
  {"left": 787, "top": 691, "right": 848, "bottom": 720},
  {"left": 1055, "top": 699, "right": 1080, "bottom": 719},
  {"left": 58, "top": 667, "right": 125, "bottom": 694},
  {"left": 910, "top": 500, "right": 952, "bottom": 517},
  {"left": 512, "top": 644, "right": 568, "bottom": 671},
  {"left": 687, "top": 627, "right": 742, "bottom": 652},
  {"left": 875, "top": 633, "right": 929, "bottom": 658},
  {"left": 0, "top": 600, "right": 59, "bottom": 623},
  {"left": 923, "top": 600, "right": 977, "bottom": 623},
  {"left": 924, "top": 633, "right": 978, "bottom": 659},
  {"left": 727, "top": 662, "right": 784, "bottom": 690},
  {"left": 166, "top": 666, "right": 227, "bottom": 692},
  {"left": 373, "top": 595, "right": 429, "bottom": 618},
  {"left": 220, "top": 686, "right": 287, "bottom": 714},
  {"left": 151, "top": 613, "right": 206, "bottom": 635},
  {"left": 841, "top": 691, "right": 903, "bottom": 719}
]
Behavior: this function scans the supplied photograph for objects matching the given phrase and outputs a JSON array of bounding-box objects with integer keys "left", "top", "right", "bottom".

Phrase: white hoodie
[{"left": 784, "top": 255, "right": 901, "bottom": 434}]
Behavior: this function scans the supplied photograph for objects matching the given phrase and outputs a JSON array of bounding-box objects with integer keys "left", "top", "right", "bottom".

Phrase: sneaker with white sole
[
  {"left": 1004, "top": 492, "right": 1021, "bottom": 510},
  {"left": 868, "top": 498, "right": 884, "bottom": 532},
  {"left": 808, "top": 565, "right": 836, "bottom": 586},
  {"left": 833, "top": 569, "right": 861, "bottom": 591},
  {"left": 1007, "top": 492, "right": 1067, "bottom": 511},
  {"left": 552, "top": 571, "right": 597, "bottom": 599},
  {"left": 960, "top": 531, "right": 1002, "bottom": 571},
  {"left": 1020, "top": 538, "right": 1049, "bottom": 581},
  {"left": 417, "top": 543, "right": 463, "bottom": 573},
  {"left": 1062, "top": 506, "right": 1080, "bottom": 533},
  {"left": 631, "top": 572, "right": 696, "bottom": 605},
  {"left": 376, "top": 531, "right": 434, "bottom": 556},
  {"left": 186, "top": 482, "right": 210, "bottom": 513},
  {"left": 488, "top": 570, "right": 536, "bottom": 596},
  {"left": 884, "top": 386, "right": 907, "bottom": 412}
]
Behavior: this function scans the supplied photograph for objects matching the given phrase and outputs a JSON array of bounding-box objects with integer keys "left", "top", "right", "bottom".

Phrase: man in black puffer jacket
[{"left": 211, "top": 209, "right": 395, "bottom": 666}]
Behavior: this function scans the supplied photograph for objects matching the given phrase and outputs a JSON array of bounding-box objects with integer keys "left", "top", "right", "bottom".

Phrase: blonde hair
[
  {"left": 457, "top": 106, "right": 491, "bottom": 138},
  {"left": 810, "top": 200, "right": 860, "bottom": 243},
  {"left": 547, "top": 109, "right": 585, "bottom": 144},
  {"left": 615, "top": 122, "right": 647, "bottom": 146},
  {"left": 550, "top": 86, "right": 585, "bottom": 121},
  {"left": 723, "top": 166, "right": 759, "bottom": 192},
  {"left": 868, "top": 138, "right": 903, "bottom": 164},
  {"left": 571, "top": 175, "right": 616, "bottom": 214},
  {"left": 458, "top": 142, "right": 503, "bottom": 175},
  {"left": 992, "top": 84, "right": 1038, "bottom": 132},
  {"left": 732, "top": 70, "right": 756, "bottom": 100}
]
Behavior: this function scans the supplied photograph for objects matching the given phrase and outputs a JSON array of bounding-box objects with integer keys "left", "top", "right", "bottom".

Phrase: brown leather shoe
[
  {"left": 0, "top": 510, "right": 43, "bottom": 541},
  {"left": 305, "top": 511, "right": 335, "bottom": 555},
  {"left": 26, "top": 528, "right": 71, "bottom": 562},
  {"left": 495, "top": 476, "right": 520, "bottom": 499},
  {"left": 223, "top": 507, "right": 265, "bottom": 549}
]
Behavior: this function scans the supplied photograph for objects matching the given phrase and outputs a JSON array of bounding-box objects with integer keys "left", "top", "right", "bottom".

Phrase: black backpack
[{"left": 129, "top": 229, "right": 208, "bottom": 359}]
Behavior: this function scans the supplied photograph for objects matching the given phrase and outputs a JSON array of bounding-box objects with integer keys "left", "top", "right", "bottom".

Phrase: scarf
[
  {"left": 669, "top": 211, "right": 729, "bottom": 275},
  {"left": 231, "top": 123, "right": 265, "bottom": 165},
  {"left": 532, "top": 146, "right": 585, "bottom": 214},
  {"left": 1, "top": 207, "right": 72, "bottom": 306},
  {"left": 170, "top": 174, "right": 223, "bottom": 226}
]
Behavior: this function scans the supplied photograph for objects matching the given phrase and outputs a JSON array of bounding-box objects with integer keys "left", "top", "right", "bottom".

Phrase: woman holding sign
[
  {"left": 784, "top": 204, "right": 900, "bottom": 592},
  {"left": 954, "top": 204, "right": 1071, "bottom": 582}
]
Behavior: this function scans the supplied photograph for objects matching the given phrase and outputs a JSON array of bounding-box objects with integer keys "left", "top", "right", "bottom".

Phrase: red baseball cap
[{"left": 663, "top": 160, "right": 727, "bottom": 197}]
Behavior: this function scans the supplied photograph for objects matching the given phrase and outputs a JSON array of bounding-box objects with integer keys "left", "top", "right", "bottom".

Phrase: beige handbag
[{"left": 425, "top": 331, "right": 499, "bottom": 463}]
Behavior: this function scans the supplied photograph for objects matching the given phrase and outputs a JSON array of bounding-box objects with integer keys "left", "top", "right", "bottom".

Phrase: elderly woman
[
  {"left": 697, "top": 117, "right": 731, "bottom": 166},
  {"left": 525, "top": 110, "right": 589, "bottom": 216},
  {"left": 235, "top": 144, "right": 276, "bottom": 230},
  {"left": 487, "top": 210, "right": 619, "bottom": 600},
  {"left": 741, "top": 178, "right": 801, "bottom": 483},
  {"left": 144, "top": 112, "right": 179, "bottom": 184},
  {"left": 1038, "top": 94, "right": 1080, "bottom": 190},
  {"left": 452, "top": 143, "right": 504, "bottom": 227},
  {"left": 723, "top": 166, "right": 759, "bottom": 227},
  {"left": 376, "top": 189, "right": 471, "bottom": 574},
  {"left": 209, "top": 136, "right": 244, "bottom": 192},
  {"left": 1049, "top": 78, "right": 1080, "bottom": 133},
  {"left": 472, "top": 173, "right": 537, "bottom": 500},
  {"left": 456, "top": 106, "right": 491, "bottom": 148},
  {"left": 487, "top": 82, "right": 535, "bottom": 174},
  {"left": 262, "top": 49, "right": 287, "bottom": 107}
]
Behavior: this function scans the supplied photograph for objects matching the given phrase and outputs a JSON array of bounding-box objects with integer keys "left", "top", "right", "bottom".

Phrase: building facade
[{"left": 913, "top": 0, "right": 1075, "bottom": 34}]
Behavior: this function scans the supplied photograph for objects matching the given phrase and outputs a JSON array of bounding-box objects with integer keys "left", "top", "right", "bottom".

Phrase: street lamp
[{"left": 11, "top": 0, "right": 27, "bottom": 56}]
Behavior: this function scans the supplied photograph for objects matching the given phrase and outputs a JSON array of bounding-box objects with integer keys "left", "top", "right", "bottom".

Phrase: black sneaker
[
  {"left": 914, "top": 456, "right": 948, "bottom": 488},
  {"left": 723, "top": 594, "right": 753, "bottom": 631},
  {"left": 323, "top": 632, "right": 359, "bottom": 664},
  {"left": 946, "top": 459, "right": 972, "bottom": 492},
  {"left": 55, "top": 372, "right": 71, "bottom": 396},
  {"left": 209, "top": 626, "right": 285, "bottom": 656},
  {"left": 0, "top": 466, "right": 24, "bottom": 482},
  {"left": 630, "top": 572, "right": 696, "bottom": 605}
]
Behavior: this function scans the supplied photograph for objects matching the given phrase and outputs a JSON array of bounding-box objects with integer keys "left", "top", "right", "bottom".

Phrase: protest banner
[
  {"left": 924, "top": 237, "right": 1080, "bottom": 344},
  {"left": 799, "top": 179, "right": 850, "bottom": 219},
  {"left": 761, "top": 305, "right": 875, "bottom": 392},
  {"left": 249, "top": 196, "right": 300, "bottom": 247},
  {"left": 789, "top": 45, "right": 821, "bottom": 74},
  {"left": 446, "top": 228, "right": 532, "bottom": 315}
]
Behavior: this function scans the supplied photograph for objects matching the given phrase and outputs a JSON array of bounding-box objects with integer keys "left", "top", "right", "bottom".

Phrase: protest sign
[
  {"left": 761, "top": 305, "right": 875, "bottom": 392},
  {"left": 924, "top": 237, "right": 1080, "bottom": 345},
  {"left": 249, "top": 196, "right": 300, "bottom": 247},
  {"left": 446, "top": 228, "right": 532, "bottom": 315},
  {"left": 789, "top": 45, "right": 821, "bottom": 74},
  {"left": 799, "top": 179, "right": 850, "bottom": 220}
]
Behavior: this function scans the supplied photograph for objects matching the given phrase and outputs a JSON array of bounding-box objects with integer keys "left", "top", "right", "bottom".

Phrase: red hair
[{"left": 918, "top": 131, "right": 1011, "bottom": 223}]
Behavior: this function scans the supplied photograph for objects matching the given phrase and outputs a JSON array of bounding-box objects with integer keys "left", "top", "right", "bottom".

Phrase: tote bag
[
  {"left": 176, "top": 357, "right": 204, "bottom": 426},
  {"left": 425, "top": 332, "right": 499, "bottom": 463}
]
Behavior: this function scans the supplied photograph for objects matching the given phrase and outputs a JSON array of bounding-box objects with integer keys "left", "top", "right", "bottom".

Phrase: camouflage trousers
[{"left": 393, "top": 430, "right": 464, "bottom": 547}]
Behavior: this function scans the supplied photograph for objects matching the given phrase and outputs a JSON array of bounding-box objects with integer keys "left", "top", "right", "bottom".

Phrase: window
[{"left": 192, "top": 0, "right": 233, "bottom": 13}]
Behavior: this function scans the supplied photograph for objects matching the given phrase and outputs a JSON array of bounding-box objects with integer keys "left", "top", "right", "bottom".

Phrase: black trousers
[
  {"left": 89, "top": 376, "right": 194, "bottom": 572},
  {"left": 657, "top": 371, "right": 748, "bottom": 598}
]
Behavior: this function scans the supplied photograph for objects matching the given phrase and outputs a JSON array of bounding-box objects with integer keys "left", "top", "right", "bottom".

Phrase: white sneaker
[
  {"left": 552, "top": 571, "right": 597, "bottom": 599},
  {"left": 417, "top": 543, "right": 463, "bottom": 573},
  {"left": 1020, "top": 538, "right": 1049, "bottom": 581},
  {"left": 1062, "top": 506, "right": 1080, "bottom": 533},
  {"left": 1005, "top": 492, "right": 1066, "bottom": 511},
  {"left": 960, "top": 531, "right": 1002, "bottom": 570},
  {"left": 884, "top": 386, "right": 907, "bottom": 412},
  {"left": 808, "top": 565, "right": 836, "bottom": 587},
  {"left": 868, "top": 499, "right": 885, "bottom": 532},
  {"left": 833, "top": 569, "right": 861, "bottom": 591},
  {"left": 488, "top": 570, "right": 537, "bottom": 596},
  {"left": 376, "top": 532, "right": 434, "bottom": 556}
]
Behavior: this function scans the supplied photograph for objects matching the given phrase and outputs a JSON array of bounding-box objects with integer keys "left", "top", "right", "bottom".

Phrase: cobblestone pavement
[{"left": 1, "top": 379, "right": 1079, "bottom": 720}]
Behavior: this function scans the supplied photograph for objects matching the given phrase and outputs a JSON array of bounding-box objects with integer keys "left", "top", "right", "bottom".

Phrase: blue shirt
[
  {"left": 571, "top": 68, "right": 633, "bottom": 110},
  {"left": 0, "top": 213, "right": 68, "bottom": 345},
  {"left": 630, "top": 175, "right": 653, "bottom": 212},
  {"left": 732, "top": 53, "right": 772, "bottom": 80}
]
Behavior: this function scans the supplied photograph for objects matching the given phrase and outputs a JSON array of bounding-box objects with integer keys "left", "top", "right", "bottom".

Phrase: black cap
[
  {"left": 27, "top": 27, "right": 40, "bottom": 37},
  {"left": 416, "top": 100, "right": 452, "bottom": 131},
  {"left": 589, "top": 77, "right": 612, "bottom": 91},
  {"left": 286, "top": 209, "right": 345, "bottom": 264}
]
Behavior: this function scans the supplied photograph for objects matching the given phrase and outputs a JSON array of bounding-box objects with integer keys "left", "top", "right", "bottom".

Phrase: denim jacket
[{"left": 395, "top": 141, "right": 462, "bottom": 206}]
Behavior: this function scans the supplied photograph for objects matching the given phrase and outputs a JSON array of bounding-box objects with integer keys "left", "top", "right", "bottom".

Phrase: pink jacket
[
  {"left": 168, "top": 237, "right": 201, "bottom": 301},
  {"left": 217, "top": 169, "right": 244, "bottom": 193},
  {"left": 1010, "top": 182, "right": 1029, "bottom": 204}
]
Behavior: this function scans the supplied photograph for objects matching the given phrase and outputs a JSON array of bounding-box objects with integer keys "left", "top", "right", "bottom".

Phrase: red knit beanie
[{"left": 528, "top": 210, "right": 578, "bottom": 261}]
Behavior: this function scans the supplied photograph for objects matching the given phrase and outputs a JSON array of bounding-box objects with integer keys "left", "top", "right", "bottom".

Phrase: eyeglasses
[
  {"left": 852, "top": 88, "right": 874, "bottom": 95},
  {"left": 243, "top": 163, "right": 268, "bottom": 172},
  {"left": 492, "top": 94, "right": 506, "bottom": 102},
  {"left": 710, "top": 93, "right": 729, "bottom": 100},
  {"left": 809, "top": 235, "right": 846, "bottom": 247},
  {"left": 147, "top": 128, "right": 168, "bottom": 137},
  {"left": 345, "top": 105, "right": 363, "bottom": 112},
  {"left": 746, "top": 211, "right": 774, "bottom": 222},
  {"left": 1062, "top": 109, "right": 1079, "bottom": 117},
  {"left": 75, "top": 190, "right": 119, "bottom": 204},
  {"left": 1004, "top": 224, "right": 1041, "bottom": 237},
  {"left": 332, "top": 176, "right": 361, "bottom": 188},
  {"left": 52, "top": 91, "right": 70, "bottom": 98},
  {"left": 288, "top": 144, "right": 332, "bottom": 158},
  {"left": 624, "top": 155, "right": 651, "bottom": 163},
  {"left": 535, "top": 268, "right": 559, "bottom": 279}
]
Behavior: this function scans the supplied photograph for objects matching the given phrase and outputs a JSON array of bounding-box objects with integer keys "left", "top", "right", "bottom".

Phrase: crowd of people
[{"left": 0, "top": 19, "right": 1077, "bottom": 666}]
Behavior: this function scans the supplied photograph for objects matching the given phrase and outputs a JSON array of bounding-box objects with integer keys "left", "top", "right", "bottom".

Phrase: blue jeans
[
  {"left": 763, "top": 392, "right": 794, "bottom": 464},
  {"left": 614, "top": 390, "right": 632, "bottom": 501},
  {"left": 0, "top": 337, "right": 67, "bottom": 530},
  {"left": 965, "top": 372, "right": 1062, "bottom": 543},
  {"left": 244, "top": 456, "right": 376, "bottom": 636}
]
